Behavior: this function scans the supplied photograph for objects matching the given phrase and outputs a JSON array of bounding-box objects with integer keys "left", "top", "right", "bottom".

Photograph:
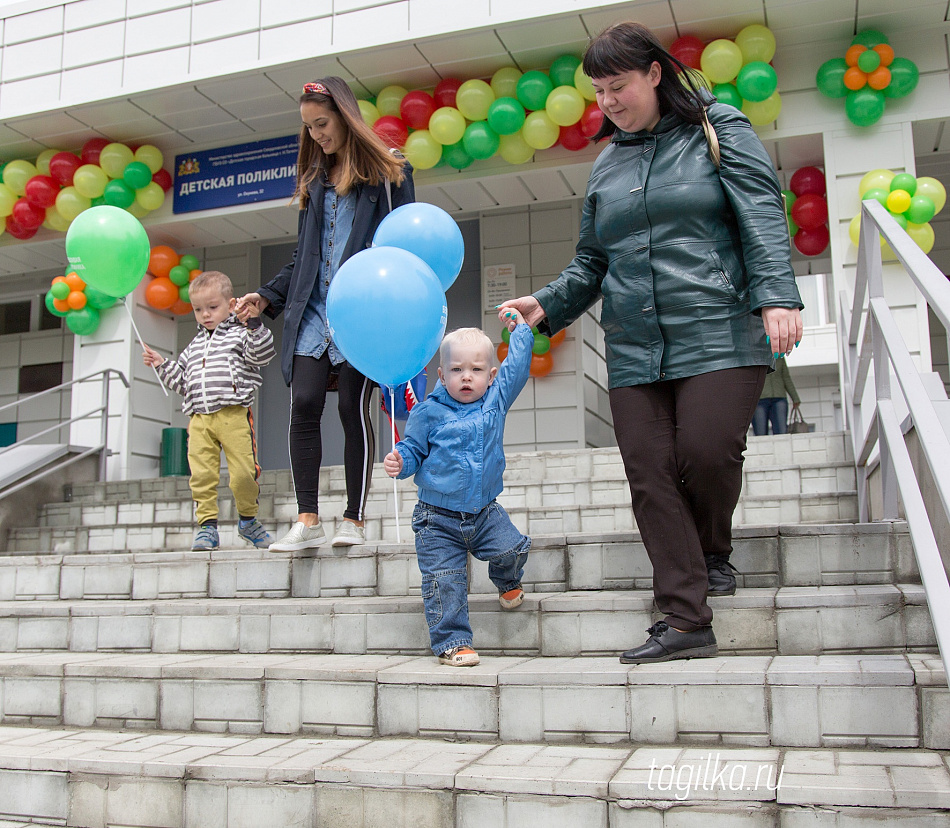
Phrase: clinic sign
[{"left": 173, "top": 135, "right": 298, "bottom": 213}]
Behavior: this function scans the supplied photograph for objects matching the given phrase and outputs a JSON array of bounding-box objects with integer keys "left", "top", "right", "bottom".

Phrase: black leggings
[{"left": 289, "top": 353, "right": 376, "bottom": 521}]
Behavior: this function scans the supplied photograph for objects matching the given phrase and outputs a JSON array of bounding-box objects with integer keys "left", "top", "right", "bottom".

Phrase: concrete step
[
  {"left": 0, "top": 585, "right": 936, "bottom": 658},
  {"left": 0, "top": 652, "right": 945, "bottom": 749},
  {"left": 0, "top": 524, "right": 917, "bottom": 601},
  {"left": 0, "top": 723, "right": 945, "bottom": 827}
]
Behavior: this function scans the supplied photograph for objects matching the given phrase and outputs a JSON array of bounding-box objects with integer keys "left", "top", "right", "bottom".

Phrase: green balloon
[
  {"left": 462, "top": 121, "right": 500, "bottom": 160},
  {"left": 91, "top": 195, "right": 107, "bottom": 207},
  {"left": 516, "top": 70, "right": 553, "bottom": 111},
  {"left": 487, "top": 97, "right": 526, "bottom": 135},
  {"left": 852, "top": 29, "right": 888, "bottom": 49},
  {"left": 816, "top": 58, "right": 849, "bottom": 99},
  {"left": 169, "top": 265, "right": 191, "bottom": 286},
  {"left": 179, "top": 254, "right": 200, "bottom": 271},
  {"left": 50, "top": 280, "right": 70, "bottom": 300},
  {"left": 45, "top": 290, "right": 68, "bottom": 317},
  {"left": 179, "top": 285, "right": 190, "bottom": 303},
  {"left": 786, "top": 215, "right": 798, "bottom": 236},
  {"left": 862, "top": 187, "right": 889, "bottom": 208},
  {"left": 857, "top": 50, "right": 881, "bottom": 73},
  {"left": 532, "top": 334, "right": 551, "bottom": 355},
  {"left": 781, "top": 190, "right": 796, "bottom": 210},
  {"left": 736, "top": 61, "right": 777, "bottom": 103},
  {"left": 712, "top": 83, "right": 743, "bottom": 109},
  {"left": 845, "top": 87, "right": 885, "bottom": 127},
  {"left": 442, "top": 140, "right": 473, "bottom": 170},
  {"left": 66, "top": 306, "right": 101, "bottom": 336},
  {"left": 905, "top": 195, "right": 936, "bottom": 225},
  {"left": 64, "top": 206, "right": 150, "bottom": 298},
  {"left": 123, "top": 161, "right": 152, "bottom": 190},
  {"left": 888, "top": 211, "right": 908, "bottom": 230},
  {"left": 84, "top": 286, "right": 117, "bottom": 309},
  {"left": 549, "top": 54, "right": 581, "bottom": 87},
  {"left": 884, "top": 58, "right": 919, "bottom": 98},
  {"left": 501, "top": 326, "right": 510, "bottom": 344},
  {"left": 890, "top": 173, "right": 917, "bottom": 195},
  {"left": 103, "top": 179, "right": 135, "bottom": 209}
]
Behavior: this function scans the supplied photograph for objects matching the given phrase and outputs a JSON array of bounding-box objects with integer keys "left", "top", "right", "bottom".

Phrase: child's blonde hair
[
  {"left": 188, "top": 270, "right": 233, "bottom": 300},
  {"left": 439, "top": 327, "right": 495, "bottom": 366}
]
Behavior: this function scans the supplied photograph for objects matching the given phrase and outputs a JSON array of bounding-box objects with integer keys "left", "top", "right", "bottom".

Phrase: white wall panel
[
  {"left": 193, "top": 0, "right": 260, "bottom": 42},
  {"left": 63, "top": 22, "right": 125, "bottom": 68},
  {"left": 3, "top": 5, "right": 63, "bottom": 44},
  {"left": 408, "top": 0, "right": 491, "bottom": 38},
  {"left": 129, "top": 0, "right": 191, "bottom": 16},
  {"left": 64, "top": 0, "right": 125, "bottom": 30},
  {"left": 123, "top": 46, "right": 191, "bottom": 92},
  {"left": 261, "top": 0, "right": 331, "bottom": 27},
  {"left": 61, "top": 59, "right": 123, "bottom": 105},
  {"left": 125, "top": 7, "right": 191, "bottom": 56},
  {"left": 0, "top": 74, "right": 60, "bottom": 118},
  {"left": 2, "top": 34, "right": 62, "bottom": 80},
  {"left": 259, "top": 19, "right": 332, "bottom": 66},
  {"left": 332, "top": 2, "right": 409, "bottom": 55}
]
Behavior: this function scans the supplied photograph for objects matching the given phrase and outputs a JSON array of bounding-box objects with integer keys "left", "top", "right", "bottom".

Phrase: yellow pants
[{"left": 188, "top": 405, "right": 261, "bottom": 525}]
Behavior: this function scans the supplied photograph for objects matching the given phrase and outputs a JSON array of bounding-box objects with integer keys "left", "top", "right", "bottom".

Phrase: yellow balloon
[
  {"left": 499, "top": 132, "right": 535, "bottom": 165},
  {"left": 915, "top": 177, "right": 946, "bottom": 214},
  {"left": 3, "top": 160, "right": 38, "bottom": 196},
  {"left": 55, "top": 186, "right": 91, "bottom": 221},
  {"left": 491, "top": 67, "right": 522, "bottom": 99},
  {"left": 742, "top": 91, "right": 782, "bottom": 126},
  {"left": 885, "top": 189, "right": 911, "bottom": 214},
  {"left": 127, "top": 200, "right": 150, "bottom": 218},
  {"left": 574, "top": 64, "right": 596, "bottom": 101},
  {"left": 849, "top": 213, "right": 862, "bottom": 247},
  {"left": 403, "top": 130, "right": 442, "bottom": 170},
  {"left": 522, "top": 111, "right": 559, "bottom": 149},
  {"left": 358, "top": 100, "right": 380, "bottom": 126},
  {"left": 429, "top": 107, "right": 467, "bottom": 145},
  {"left": 701, "top": 39, "right": 743, "bottom": 84},
  {"left": 36, "top": 149, "right": 61, "bottom": 176},
  {"left": 44, "top": 205, "right": 71, "bottom": 232},
  {"left": 134, "top": 144, "right": 164, "bottom": 174},
  {"left": 546, "top": 85, "right": 585, "bottom": 126},
  {"left": 858, "top": 168, "right": 895, "bottom": 198},
  {"left": 135, "top": 181, "right": 165, "bottom": 211},
  {"left": 456, "top": 79, "right": 494, "bottom": 121},
  {"left": 73, "top": 164, "right": 108, "bottom": 198},
  {"left": 735, "top": 24, "right": 776, "bottom": 64},
  {"left": 0, "top": 182, "right": 16, "bottom": 216},
  {"left": 376, "top": 85, "right": 408, "bottom": 118},
  {"left": 98, "top": 142, "right": 133, "bottom": 178},
  {"left": 906, "top": 221, "right": 935, "bottom": 254}
]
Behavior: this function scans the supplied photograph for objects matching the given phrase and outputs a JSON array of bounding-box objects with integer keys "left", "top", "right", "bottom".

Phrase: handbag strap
[{"left": 790, "top": 407, "right": 804, "bottom": 424}]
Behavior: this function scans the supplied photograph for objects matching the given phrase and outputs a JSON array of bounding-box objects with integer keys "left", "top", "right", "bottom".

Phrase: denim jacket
[{"left": 395, "top": 324, "right": 533, "bottom": 513}]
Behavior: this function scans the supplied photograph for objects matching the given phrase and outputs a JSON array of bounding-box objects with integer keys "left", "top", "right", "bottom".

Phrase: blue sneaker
[
  {"left": 238, "top": 518, "right": 272, "bottom": 549},
  {"left": 192, "top": 524, "right": 219, "bottom": 551}
]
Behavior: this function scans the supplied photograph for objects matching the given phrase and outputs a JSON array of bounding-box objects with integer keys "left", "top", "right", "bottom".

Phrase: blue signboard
[{"left": 173, "top": 135, "right": 299, "bottom": 214}]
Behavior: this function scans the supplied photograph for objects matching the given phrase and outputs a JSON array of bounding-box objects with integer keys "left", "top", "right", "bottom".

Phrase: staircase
[{"left": 0, "top": 431, "right": 947, "bottom": 827}]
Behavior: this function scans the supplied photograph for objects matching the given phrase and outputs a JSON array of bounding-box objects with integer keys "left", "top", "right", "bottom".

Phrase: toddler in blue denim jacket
[{"left": 384, "top": 310, "right": 534, "bottom": 666}]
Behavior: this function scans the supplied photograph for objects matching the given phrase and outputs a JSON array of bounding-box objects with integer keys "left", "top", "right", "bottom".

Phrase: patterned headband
[{"left": 303, "top": 82, "right": 330, "bottom": 96}]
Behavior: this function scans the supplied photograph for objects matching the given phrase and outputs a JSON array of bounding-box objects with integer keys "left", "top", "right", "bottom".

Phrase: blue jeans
[
  {"left": 412, "top": 500, "right": 530, "bottom": 655},
  {"left": 752, "top": 397, "right": 789, "bottom": 435}
]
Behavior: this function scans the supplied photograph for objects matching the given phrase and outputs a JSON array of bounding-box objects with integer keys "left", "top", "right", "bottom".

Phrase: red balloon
[
  {"left": 400, "top": 90, "right": 437, "bottom": 130},
  {"left": 789, "top": 165, "right": 826, "bottom": 197},
  {"left": 81, "top": 137, "right": 111, "bottom": 165},
  {"left": 579, "top": 102, "right": 604, "bottom": 138},
  {"left": 559, "top": 122, "right": 588, "bottom": 151},
  {"left": 794, "top": 224, "right": 830, "bottom": 257},
  {"left": 791, "top": 193, "right": 828, "bottom": 230},
  {"left": 152, "top": 168, "right": 173, "bottom": 192},
  {"left": 434, "top": 78, "right": 462, "bottom": 108},
  {"left": 24, "top": 175, "right": 60, "bottom": 209},
  {"left": 373, "top": 116, "right": 408, "bottom": 149},
  {"left": 145, "top": 276, "right": 180, "bottom": 310},
  {"left": 5, "top": 214, "right": 38, "bottom": 240},
  {"left": 670, "top": 35, "right": 706, "bottom": 70},
  {"left": 12, "top": 197, "right": 45, "bottom": 230},
  {"left": 48, "top": 152, "right": 83, "bottom": 187}
]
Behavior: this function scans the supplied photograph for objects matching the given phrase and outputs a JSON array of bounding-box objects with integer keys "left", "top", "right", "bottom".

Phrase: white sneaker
[
  {"left": 268, "top": 521, "right": 326, "bottom": 552},
  {"left": 331, "top": 520, "right": 365, "bottom": 546}
]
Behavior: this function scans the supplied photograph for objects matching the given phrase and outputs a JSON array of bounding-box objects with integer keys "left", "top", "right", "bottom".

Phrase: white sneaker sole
[
  {"left": 268, "top": 532, "right": 326, "bottom": 552},
  {"left": 331, "top": 535, "right": 364, "bottom": 547}
]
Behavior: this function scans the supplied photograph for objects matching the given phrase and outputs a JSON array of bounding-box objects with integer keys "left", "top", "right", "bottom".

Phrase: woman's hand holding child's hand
[
  {"left": 384, "top": 450, "right": 403, "bottom": 478},
  {"left": 142, "top": 344, "right": 164, "bottom": 368},
  {"left": 235, "top": 293, "right": 267, "bottom": 323}
]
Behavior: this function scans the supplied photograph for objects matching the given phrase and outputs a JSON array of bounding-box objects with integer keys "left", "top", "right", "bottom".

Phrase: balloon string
[
  {"left": 121, "top": 298, "right": 169, "bottom": 396},
  {"left": 391, "top": 386, "right": 400, "bottom": 544}
]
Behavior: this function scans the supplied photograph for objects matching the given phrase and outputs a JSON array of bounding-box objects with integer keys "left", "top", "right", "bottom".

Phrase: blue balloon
[
  {"left": 327, "top": 246, "right": 447, "bottom": 386},
  {"left": 373, "top": 202, "right": 464, "bottom": 291}
]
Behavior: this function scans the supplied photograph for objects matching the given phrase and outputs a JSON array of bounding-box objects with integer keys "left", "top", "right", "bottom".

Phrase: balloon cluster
[
  {"left": 360, "top": 55, "right": 604, "bottom": 170},
  {"left": 497, "top": 326, "right": 566, "bottom": 378},
  {"left": 817, "top": 30, "right": 919, "bottom": 127},
  {"left": 327, "top": 203, "right": 462, "bottom": 386},
  {"left": 782, "top": 166, "right": 829, "bottom": 257},
  {"left": 0, "top": 139, "right": 173, "bottom": 241},
  {"left": 849, "top": 169, "right": 946, "bottom": 256},
  {"left": 670, "top": 25, "right": 782, "bottom": 126},
  {"left": 44, "top": 270, "right": 118, "bottom": 335},
  {"left": 144, "top": 246, "right": 203, "bottom": 314}
]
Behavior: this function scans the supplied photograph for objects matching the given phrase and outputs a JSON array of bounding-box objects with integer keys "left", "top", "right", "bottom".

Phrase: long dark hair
[
  {"left": 583, "top": 22, "right": 707, "bottom": 141},
  {"left": 294, "top": 76, "right": 406, "bottom": 205}
]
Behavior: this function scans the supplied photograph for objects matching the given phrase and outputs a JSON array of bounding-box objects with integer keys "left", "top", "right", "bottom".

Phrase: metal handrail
[
  {"left": 838, "top": 198, "right": 950, "bottom": 670},
  {"left": 0, "top": 368, "right": 129, "bottom": 493}
]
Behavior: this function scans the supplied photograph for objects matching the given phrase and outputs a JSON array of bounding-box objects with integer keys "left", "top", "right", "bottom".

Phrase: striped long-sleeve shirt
[{"left": 157, "top": 315, "right": 275, "bottom": 415}]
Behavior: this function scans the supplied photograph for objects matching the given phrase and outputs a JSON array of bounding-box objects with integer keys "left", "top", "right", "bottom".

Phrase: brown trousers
[{"left": 609, "top": 366, "right": 766, "bottom": 631}]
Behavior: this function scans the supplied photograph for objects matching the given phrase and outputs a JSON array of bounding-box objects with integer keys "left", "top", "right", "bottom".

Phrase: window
[
  {"left": 39, "top": 299, "right": 62, "bottom": 330},
  {"left": 0, "top": 301, "right": 30, "bottom": 335},
  {"left": 19, "top": 362, "right": 63, "bottom": 394}
]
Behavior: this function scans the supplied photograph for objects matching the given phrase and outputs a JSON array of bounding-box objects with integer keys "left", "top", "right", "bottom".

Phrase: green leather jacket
[{"left": 534, "top": 99, "right": 803, "bottom": 389}]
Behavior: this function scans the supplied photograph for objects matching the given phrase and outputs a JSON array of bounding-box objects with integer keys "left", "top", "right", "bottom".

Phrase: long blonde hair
[{"left": 294, "top": 76, "right": 406, "bottom": 205}]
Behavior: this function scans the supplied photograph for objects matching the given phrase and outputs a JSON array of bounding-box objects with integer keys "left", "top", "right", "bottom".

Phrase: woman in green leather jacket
[{"left": 502, "top": 22, "right": 803, "bottom": 664}]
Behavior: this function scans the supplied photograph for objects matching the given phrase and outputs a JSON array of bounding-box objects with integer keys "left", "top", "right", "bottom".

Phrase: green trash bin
[{"left": 160, "top": 427, "right": 189, "bottom": 477}]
